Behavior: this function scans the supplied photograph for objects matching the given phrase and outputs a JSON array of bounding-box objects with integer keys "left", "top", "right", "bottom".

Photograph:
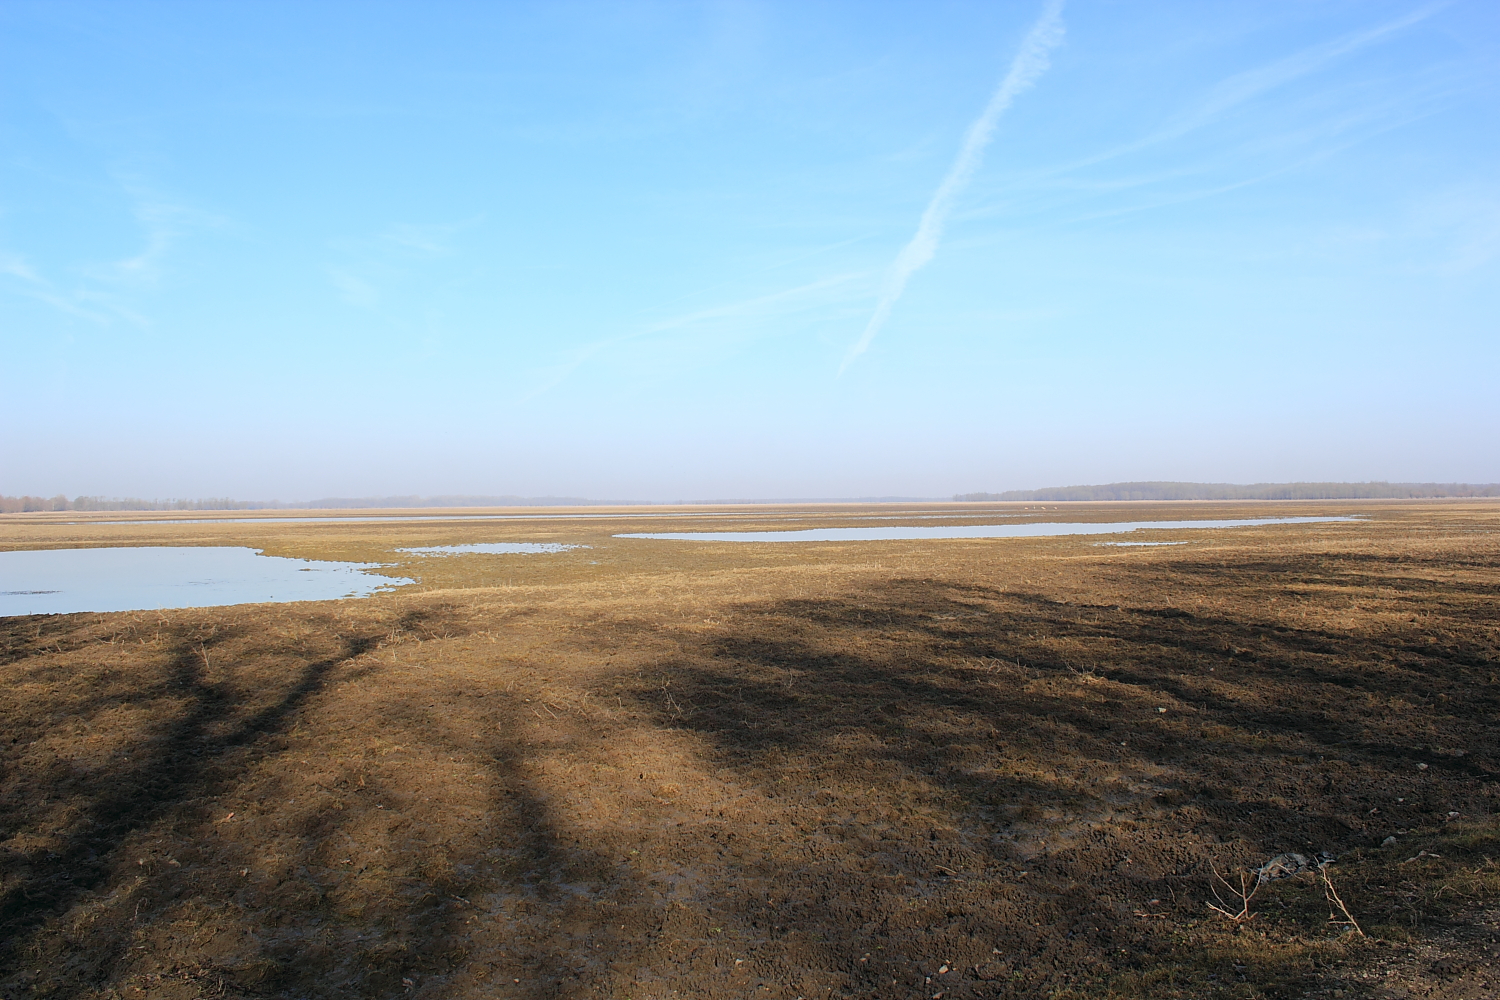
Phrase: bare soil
[{"left": 1, "top": 500, "right": 1498, "bottom": 1000}]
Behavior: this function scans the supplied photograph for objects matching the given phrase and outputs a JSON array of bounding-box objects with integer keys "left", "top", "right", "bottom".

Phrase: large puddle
[
  {"left": 617, "top": 515, "right": 1358, "bottom": 543},
  {"left": 397, "top": 543, "right": 586, "bottom": 556},
  {"left": 1095, "top": 541, "right": 1189, "bottom": 547},
  {"left": 38, "top": 509, "right": 1016, "bottom": 526},
  {"left": 0, "top": 547, "right": 410, "bottom": 617}
]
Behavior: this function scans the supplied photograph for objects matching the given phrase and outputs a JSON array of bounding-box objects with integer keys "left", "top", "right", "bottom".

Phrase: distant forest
[
  {"left": 8, "top": 483, "right": 1499, "bottom": 514},
  {"left": 0, "top": 495, "right": 597, "bottom": 514},
  {"left": 955, "top": 482, "right": 1500, "bottom": 502}
]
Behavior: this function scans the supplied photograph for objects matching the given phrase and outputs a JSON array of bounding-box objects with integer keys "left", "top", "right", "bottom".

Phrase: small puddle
[
  {"left": 0, "top": 547, "right": 410, "bottom": 617},
  {"left": 397, "top": 543, "right": 588, "bottom": 556},
  {"left": 616, "top": 516, "right": 1358, "bottom": 543},
  {"left": 1095, "top": 541, "right": 1190, "bottom": 547}
]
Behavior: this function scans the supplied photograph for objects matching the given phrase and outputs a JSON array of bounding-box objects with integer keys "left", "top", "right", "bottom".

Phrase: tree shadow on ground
[
  {"left": 1, "top": 616, "right": 377, "bottom": 959},
  {"left": 2, "top": 544, "right": 1495, "bottom": 1000},
  {"left": 624, "top": 560, "right": 1497, "bottom": 995},
  {"left": 0, "top": 604, "right": 647, "bottom": 1000}
]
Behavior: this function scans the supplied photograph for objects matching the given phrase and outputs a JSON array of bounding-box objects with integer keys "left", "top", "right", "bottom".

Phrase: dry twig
[
  {"left": 1206, "top": 867, "right": 1261, "bottom": 922},
  {"left": 1320, "top": 867, "right": 1364, "bottom": 937}
]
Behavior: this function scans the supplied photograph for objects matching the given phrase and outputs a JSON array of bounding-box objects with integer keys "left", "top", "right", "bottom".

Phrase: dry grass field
[{"left": 2, "top": 500, "right": 1498, "bottom": 1000}]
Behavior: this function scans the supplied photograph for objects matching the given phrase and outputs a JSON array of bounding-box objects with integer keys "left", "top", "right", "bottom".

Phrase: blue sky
[{"left": 2, "top": 1, "right": 1496, "bottom": 501}]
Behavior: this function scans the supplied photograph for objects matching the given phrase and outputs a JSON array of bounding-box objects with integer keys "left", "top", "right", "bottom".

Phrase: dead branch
[
  {"left": 1206, "top": 866, "right": 1261, "bottom": 922},
  {"left": 1320, "top": 867, "right": 1364, "bottom": 937}
]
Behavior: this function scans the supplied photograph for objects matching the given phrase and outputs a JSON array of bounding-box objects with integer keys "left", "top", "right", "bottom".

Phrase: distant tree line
[
  {"left": 282, "top": 495, "right": 596, "bottom": 509},
  {"left": 955, "top": 482, "right": 1500, "bottom": 502},
  {"left": 0, "top": 496, "right": 271, "bottom": 514},
  {"left": 0, "top": 494, "right": 601, "bottom": 514}
]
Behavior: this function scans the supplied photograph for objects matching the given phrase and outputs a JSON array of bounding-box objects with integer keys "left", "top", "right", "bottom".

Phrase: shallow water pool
[
  {"left": 397, "top": 543, "right": 587, "bottom": 556},
  {"left": 0, "top": 547, "right": 410, "bottom": 617},
  {"left": 1095, "top": 541, "right": 1191, "bottom": 547},
  {"left": 616, "top": 515, "right": 1357, "bottom": 543}
]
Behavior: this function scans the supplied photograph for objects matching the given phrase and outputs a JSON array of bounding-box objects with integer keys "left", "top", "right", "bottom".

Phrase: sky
[{"left": 2, "top": 0, "right": 1497, "bottom": 502}]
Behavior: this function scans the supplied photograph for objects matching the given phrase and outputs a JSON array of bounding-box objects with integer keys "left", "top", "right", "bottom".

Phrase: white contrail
[{"left": 841, "top": 0, "right": 1065, "bottom": 372}]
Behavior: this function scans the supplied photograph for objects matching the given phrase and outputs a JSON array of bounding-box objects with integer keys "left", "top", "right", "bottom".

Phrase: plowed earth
[{"left": 1, "top": 501, "right": 1498, "bottom": 999}]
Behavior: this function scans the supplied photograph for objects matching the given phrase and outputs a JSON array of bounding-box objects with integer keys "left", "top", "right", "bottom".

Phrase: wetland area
[{"left": 2, "top": 499, "right": 1498, "bottom": 999}]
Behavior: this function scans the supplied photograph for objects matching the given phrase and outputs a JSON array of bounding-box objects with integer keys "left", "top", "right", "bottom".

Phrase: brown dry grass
[{"left": 2, "top": 500, "right": 1498, "bottom": 999}]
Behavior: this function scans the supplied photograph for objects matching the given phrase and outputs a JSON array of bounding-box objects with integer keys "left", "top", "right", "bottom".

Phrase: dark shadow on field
[
  {"left": 336, "top": 688, "right": 643, "bottom": 1000},
  {"left": 2, "top": 543, "right": 1494, "bottom": 999},
  {"left": 625, "top": 552, "right": 1499, "bottom": 995},
  {"left": 0, "top": 618, "right": 373, "bottom": 957},
  {"left": 0, "top": 606, "right": 640, "bottom": 1000}
]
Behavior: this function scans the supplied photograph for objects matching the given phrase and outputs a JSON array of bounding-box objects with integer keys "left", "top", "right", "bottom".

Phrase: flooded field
[
  {"left": 2, "top": 513, "right": 1354, "bottom": 616},
  {"left": 617, "top": 515, "right": 1356, "bottom": 544},
  {"left": 1, "top": 499, "right": 1497, "bottom": 1000},
  {"left": 0, "top": 546, "right": 407, "bottom": 617},
  {"left": 397, "top": 542, "right": 587, "bottom": 556}
]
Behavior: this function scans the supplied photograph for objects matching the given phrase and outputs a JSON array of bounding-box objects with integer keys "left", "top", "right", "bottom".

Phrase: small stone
[
  {"left": 1381, "top": 836, "right": 1398, "bottom": 847},
  {"left": 1417, "top": 763, "right": 1428, "bottom": 770},
  {"left": 938, "top": 965, "right": 949, "bottom": 974}
]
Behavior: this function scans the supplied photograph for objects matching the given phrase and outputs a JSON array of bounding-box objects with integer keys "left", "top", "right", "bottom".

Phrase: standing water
[
  {"left": 0, "top": 546, "right": 410, "bottom": 617},
  {"left": 616, "top": 515, "right": 1358, "bottom": 543}
]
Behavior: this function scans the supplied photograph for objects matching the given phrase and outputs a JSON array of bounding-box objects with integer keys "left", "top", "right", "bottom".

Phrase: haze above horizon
[{"left": 3, "top": 1, "right": 1496, "bottom": 501}]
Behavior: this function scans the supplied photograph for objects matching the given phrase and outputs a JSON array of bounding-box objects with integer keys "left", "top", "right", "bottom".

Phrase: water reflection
[{"left": 0, "top": 547, "right": 410, "bottom": 617}]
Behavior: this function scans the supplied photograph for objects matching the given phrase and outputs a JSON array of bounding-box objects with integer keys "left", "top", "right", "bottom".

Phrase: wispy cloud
[
  {"left": 323, "top": 216, "right": 483, "bottom": 308},
  {"left": 328, "top": 266, "right": 381, "bottom": 308},
  {"left": 643, "top": 273, "right": 859, "bottom": 335},
  {"left": 949, "top": 4, "right": 1456, "bottom": 237},
  {"left": 380, "top": 216, "right": 483, "bottom": 256},
  {"left": 1021, "top": 93, "right": 1458, "bottom": 232},
  {"left": 2, "top": 177, "right": 219, "bottom": 326},
  {"left": 986, "top": 2, "right": 1447, "bottom": 202},
  {"left": 1166, "top": 5, "right": 1443, "bottom": 142},
  {"left": 91, "top": 180, "right": 221, "bottom": 289},
  {"left": 1408, "top": 186, "right": 1500, "bottom": 275},
  {"left": 0, "top": 252, "right": 40, "bottom": 284},
  {"left": 522, "top": 273, "right": 863, "bottom": 402},
  {"left": 0, "top": 250, "right": 111, "bottom": 322},
  {"left": 841, "top": 0, "right": 1066, "bottom": 372},
  {"left": 102, "top": 199, "right": 179, "bottom": 285}
]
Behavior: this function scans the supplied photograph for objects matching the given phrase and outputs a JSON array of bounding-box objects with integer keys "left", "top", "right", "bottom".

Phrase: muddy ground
[{"left": 1, "top": 501, "right": 1498, "bottom": 999}]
